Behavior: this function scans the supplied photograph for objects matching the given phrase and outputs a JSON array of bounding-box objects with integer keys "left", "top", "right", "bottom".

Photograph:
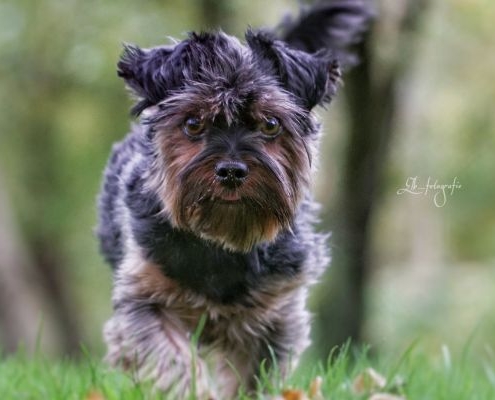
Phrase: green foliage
[
  {"left": 0, "top": 0, "right": 494, "bottom": 362},
  {"left": 1, "top": 343, "right": 494, "bottom": 399}
]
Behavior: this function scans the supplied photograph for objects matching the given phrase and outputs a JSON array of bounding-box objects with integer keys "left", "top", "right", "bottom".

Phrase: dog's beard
[
  {"left": 186, "top": 199, "right": 284, "bottom": 253},
  {"left": 171, "top": 164, "right": 299, "bottom": 253}
]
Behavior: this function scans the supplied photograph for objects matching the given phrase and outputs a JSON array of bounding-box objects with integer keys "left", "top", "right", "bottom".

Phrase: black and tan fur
[{"left": 97, "top": 1, "right": 371, "bottom": 398}]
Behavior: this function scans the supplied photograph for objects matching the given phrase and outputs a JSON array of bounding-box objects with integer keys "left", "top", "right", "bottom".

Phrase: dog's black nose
[{"left": 215, "top": 160, "right": 249, "bottom": 188}]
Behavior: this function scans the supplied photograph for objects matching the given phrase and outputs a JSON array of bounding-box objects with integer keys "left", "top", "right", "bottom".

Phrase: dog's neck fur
[{"left": 121, "top": 127, "right": 307, "bottom": 304}]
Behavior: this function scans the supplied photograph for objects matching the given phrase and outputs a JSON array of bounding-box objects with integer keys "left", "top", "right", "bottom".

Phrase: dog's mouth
[
  {"left": 217, "top": 191, "right": 242, "bottom": 203},
  {"left": 197, "top": 188, "right": 244, "bottom": 204}
]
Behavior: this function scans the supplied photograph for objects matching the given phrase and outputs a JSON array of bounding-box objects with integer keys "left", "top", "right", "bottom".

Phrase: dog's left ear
[
  {"left": 117, "top": 44, "right": 176, "bottom": 115},
  {"left": 246, "top": 30, "right": 341, "bottom": 110}
]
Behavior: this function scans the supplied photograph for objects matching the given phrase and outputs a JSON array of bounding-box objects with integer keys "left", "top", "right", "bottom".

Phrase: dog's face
[{"left": 118, "top": 31, "right": 340, "bottom": 252}]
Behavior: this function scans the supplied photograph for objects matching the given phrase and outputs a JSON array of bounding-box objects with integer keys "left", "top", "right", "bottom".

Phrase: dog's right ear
[
  {"left": 246, "top": 30, "right": 341, "bottom": 110},
  {"left": 117, "top": 44, "right": 175, "bottom": 116}
]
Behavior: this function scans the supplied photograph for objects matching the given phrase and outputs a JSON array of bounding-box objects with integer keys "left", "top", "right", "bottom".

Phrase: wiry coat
[{"left": 97, "top": 1, "right": 371, "bottom": 398}]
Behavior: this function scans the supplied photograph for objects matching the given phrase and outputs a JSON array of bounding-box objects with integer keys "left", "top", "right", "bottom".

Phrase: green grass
[{"left": 1, "top": 343, "right": 494, "bottom": 399}]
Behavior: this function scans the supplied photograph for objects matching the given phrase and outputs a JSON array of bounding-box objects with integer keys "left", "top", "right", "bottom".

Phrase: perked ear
[
  {"left": 246, "top": 30, "right": 341, "bottom": 110},
  {"left": 117, "top": 44, "right": 175, "bottom": 115}
]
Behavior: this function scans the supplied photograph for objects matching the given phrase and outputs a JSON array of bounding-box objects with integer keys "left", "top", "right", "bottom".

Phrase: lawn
[{"left": 1, "top": 342, "right": 494, "bottom": 399}]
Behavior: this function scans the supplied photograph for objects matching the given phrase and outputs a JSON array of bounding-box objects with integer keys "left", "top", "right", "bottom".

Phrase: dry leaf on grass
[
  {"left": 272, "top": 375, "right": 325, "bottom": 400},
  {"left": 352, "top": 368, "right": 387, "bottom": 395},
  {"left": 281, "top": 389, "right": 309, "bottom": 400},
  {"left": 308, "top": 376, "right": 324, "bottom": 400},
  {"left": 84, "top": 390, "right": 106, "bottom": 400},
  {"left": 368, "top": 393, "right": 406, "bottom": 400}
]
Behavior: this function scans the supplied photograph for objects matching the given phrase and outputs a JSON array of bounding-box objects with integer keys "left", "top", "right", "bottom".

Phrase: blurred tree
[
  {"left": 0, "top": 1, "right": 84, "bottom": 355},
  {"left": 0, "top": 171, "right": 62, "bottom": 354},
  {"left": 198, "top": 0, "right": 235, "bottom": 32},
  {"left": 315, "top": 0, "right": 430, "bottom": 356}
]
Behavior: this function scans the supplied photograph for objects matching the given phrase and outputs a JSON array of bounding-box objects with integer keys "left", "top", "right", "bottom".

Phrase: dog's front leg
[
  {"left": 102, "top": 251, "right": 215, "bottom": 397},
  {"left": 104, "top": 301, "right": 213, "bottom": 399}
]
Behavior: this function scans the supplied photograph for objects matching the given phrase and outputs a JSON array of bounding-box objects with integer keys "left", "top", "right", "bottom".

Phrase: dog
[{"left": 97, "top": 1, "right": 371, "bottom": 398}]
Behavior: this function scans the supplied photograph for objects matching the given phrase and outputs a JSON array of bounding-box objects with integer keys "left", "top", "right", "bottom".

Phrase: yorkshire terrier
[{"left": 97, "top": 1, "right": 371, "bottom": 398}]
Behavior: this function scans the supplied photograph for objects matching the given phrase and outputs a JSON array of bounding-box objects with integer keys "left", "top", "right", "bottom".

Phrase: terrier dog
[{"left": 97, "top": 1, "right": 371, "bottom": 398}]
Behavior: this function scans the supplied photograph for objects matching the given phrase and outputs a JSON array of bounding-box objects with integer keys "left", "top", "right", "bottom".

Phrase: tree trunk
[
  {"left": 198, "top": 0, "right": 235, "bottom": 32},
  {"left": 0, "top": 172, "right": 62, "bottom": 354},
  {"left": 315, "top": 0, "right": 430, "bottom": 356}
]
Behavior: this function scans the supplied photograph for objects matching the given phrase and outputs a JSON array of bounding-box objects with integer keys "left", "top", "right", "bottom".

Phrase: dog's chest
[
  {"left": 141, "top": 226, "right": 303, "bottom": 305},
  {"left": 154, "top": 235, "right": 265, "bottom": 305},
  {"left": 126, "top": 174, "right": 306, "bottom": 305}
]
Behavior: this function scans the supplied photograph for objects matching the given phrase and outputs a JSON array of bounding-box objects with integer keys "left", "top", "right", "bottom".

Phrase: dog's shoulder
[{"left": 97, "top": 124, "right": 151, "bottom": 268}]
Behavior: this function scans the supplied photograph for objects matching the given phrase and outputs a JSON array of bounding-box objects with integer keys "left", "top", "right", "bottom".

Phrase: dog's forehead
[
  {"left": 174, "top": 33, "right": 292, "bottom": 116},
  {"left": 180, "top": 33, "right": 269, "bottom": 91},
  {"left": 144, "top": 32, "right": 307, "bottom": 128},
  {"left": 178, "top": 79, "right": 301, "bottom": 128}
]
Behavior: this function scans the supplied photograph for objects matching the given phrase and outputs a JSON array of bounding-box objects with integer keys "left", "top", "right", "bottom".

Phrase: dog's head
[{"left": 118, "top": 31, "right": 340, "bottom": 252}]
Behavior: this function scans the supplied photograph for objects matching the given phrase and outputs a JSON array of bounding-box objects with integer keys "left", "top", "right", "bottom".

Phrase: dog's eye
[
  {"left": 183, "top": 117, "right": 205, "bottom": 138},
  {"left": 259, "top": 117, "right": 282, "bottom": 137}
]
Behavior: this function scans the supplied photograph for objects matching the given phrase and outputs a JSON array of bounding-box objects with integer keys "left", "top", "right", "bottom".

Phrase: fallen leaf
[
  {"left": 85, "top": 390, "right": 106, "bottom": 400},
  {"left": 271, "top": 375, "right": 326, "bottom": 400},
  {"left": 352, "top": 368, "right": 387, "bottom": 395},
  {"left": 281, "top": 389, "right": 309, "bottom": 400},
  {"left": 308, "top": 376, "right": 324, "bottom": 400},
  {"left": 368, "top": 393, "right": 406, "bottom": 400}
]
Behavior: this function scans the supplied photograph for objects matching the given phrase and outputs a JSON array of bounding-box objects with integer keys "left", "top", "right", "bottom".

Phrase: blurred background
[{"left": 0, "top": 0, "right": 494, "bottom": 363}]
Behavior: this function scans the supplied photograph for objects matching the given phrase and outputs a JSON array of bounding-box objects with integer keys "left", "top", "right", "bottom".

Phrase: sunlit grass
[{"left": 0, "top": 342, "right": 494, "bottom": 399}]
